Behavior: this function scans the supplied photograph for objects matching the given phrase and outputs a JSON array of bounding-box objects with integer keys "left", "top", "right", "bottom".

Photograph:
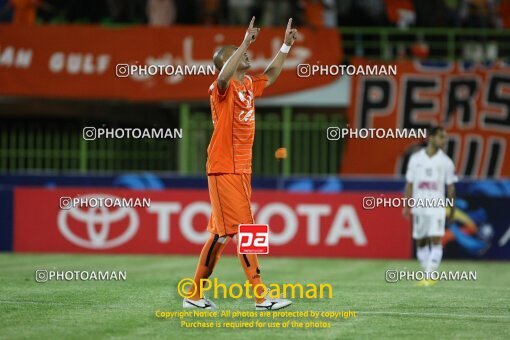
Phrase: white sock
[
  {"left": 416, "top": 245, "right": 430, "bottom": 271},
  {"left": 426, "top": 244, "right": 443, "bottom": 272}
]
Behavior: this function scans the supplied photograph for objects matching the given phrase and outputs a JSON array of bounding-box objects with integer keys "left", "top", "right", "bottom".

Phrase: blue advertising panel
[{"left": 444, "top": 196, "right": 510, "bottom": 260}]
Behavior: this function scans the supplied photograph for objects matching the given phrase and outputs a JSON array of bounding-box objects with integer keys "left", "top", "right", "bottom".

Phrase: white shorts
[{"left": 412, "top": 213, "right": 445, "bottom": 239}]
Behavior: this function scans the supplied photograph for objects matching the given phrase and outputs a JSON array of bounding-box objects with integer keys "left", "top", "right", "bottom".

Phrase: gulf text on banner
[{"left": 0, "top": 25, "right": 341, "bottom": 101}]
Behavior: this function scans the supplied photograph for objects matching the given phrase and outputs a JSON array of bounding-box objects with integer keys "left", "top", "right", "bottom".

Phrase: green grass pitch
[{"left": 0, "top": 254, "right": 509, "bottom": 339}]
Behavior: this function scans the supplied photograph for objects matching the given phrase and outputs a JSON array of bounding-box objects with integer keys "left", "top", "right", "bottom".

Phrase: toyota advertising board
[{"left": 13, "top": 188, "right": 411, "bottom": 258}]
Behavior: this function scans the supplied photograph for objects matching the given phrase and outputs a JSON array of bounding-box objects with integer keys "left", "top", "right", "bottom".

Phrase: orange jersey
[{"left": 206, "top": 74, "right": 268, "bottom": 174}]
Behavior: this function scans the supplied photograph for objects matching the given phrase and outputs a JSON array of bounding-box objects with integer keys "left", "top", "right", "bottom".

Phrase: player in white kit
[{"left": 403, "top": 127, "right": 458, "bottom": 285}]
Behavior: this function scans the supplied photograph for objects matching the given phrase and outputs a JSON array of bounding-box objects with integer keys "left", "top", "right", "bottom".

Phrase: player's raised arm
[
  {"left": 216, "top": 16, "right": 260, "bottom": 93},
  {"left": 263, "top": 18, "right": 298, "bottom": 87}
]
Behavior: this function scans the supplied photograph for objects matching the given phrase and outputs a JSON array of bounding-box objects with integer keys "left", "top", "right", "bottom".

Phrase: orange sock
[
  {"left": 238, "top": 253, "right": 266, "bottom": 303},
  {"left": 188, "top": 233, "right": 230, "bottom": 300}
]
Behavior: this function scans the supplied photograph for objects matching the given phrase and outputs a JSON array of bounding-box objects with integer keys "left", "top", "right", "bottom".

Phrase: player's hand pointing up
[
  {"left": 284, "top": 18, "right": 298, "bottom": 46},
  {"left": 243, "top": 17, "right": 260, "bottom": 46}
]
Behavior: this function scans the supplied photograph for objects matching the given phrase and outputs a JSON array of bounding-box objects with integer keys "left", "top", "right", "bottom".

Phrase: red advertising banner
[
  {"left": 342, "top": 59, "right": 510, "bottom": 178},
  {"left": 14, "top": 188, "right": 411, "bottom": 259},
  {"left": 0, "top": 25, "right": 341, "bottom": 101}
]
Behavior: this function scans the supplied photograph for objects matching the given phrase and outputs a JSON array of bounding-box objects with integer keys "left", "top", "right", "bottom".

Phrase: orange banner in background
[
  {"left": 342, "top": 59, "right": 510, "bottom": 178},
  {"left": 0, "top": 25, "right": 341, "bottom": 101}
]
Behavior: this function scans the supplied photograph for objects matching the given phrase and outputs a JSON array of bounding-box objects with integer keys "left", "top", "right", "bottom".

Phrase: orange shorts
[{"left": 207, "top": 173, "right": 254, "bottom": 236}]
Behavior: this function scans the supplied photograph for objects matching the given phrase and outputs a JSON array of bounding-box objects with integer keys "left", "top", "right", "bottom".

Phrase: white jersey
[{"left": 405, "top": 148, "right": 458, "bottom": 215}]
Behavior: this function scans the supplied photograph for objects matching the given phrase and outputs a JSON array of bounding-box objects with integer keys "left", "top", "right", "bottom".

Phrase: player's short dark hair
[{"left": 427, "top": 126, "right": 445, "bottom": 138}]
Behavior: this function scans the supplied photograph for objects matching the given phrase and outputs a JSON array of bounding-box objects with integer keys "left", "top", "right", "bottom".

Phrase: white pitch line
[{"left": 361, "top": 311, "right": 510, "bottom": 320}]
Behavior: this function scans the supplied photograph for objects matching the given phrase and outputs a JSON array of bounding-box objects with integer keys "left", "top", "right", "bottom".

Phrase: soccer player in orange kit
[{"left": 183, "top": 17, "right": 298, "bottom": 311}]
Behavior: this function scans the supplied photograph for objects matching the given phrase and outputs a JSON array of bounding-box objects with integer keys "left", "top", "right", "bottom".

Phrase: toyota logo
[{"left": 57, "top": 194, "right": 139, "bottom": 249}]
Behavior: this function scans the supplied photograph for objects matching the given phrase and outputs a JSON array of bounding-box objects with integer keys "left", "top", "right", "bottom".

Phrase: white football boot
[
  {"left": 182, "top": 296, "right": 218, "bottom": 310},
  {"left": 255, "top": 289, "right": 292, "bottom": 310}
]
